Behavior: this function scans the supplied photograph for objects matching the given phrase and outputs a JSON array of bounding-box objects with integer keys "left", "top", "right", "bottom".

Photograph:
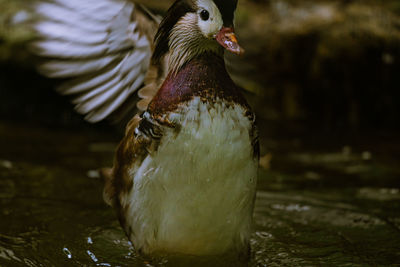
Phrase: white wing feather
[{"left": 32, "top": 0, "right": 153, "bottom": 123}]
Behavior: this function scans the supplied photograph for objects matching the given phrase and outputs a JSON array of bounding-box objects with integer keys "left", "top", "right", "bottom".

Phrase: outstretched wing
[{"left": 31, "top": 0, "right": 160, "bottom": 122}]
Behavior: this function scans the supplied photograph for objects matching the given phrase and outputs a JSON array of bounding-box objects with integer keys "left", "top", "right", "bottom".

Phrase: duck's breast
[{"left": 124, "top": 97, "right": 258, "bottom": 255}]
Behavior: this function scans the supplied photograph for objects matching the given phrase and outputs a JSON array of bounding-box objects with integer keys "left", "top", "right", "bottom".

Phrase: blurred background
[
  {"left": 0, "top": 0, "right": 399, "bottom": 266},
  {"left": 1, "top": 0, "right": 400, "bottom": 132}
]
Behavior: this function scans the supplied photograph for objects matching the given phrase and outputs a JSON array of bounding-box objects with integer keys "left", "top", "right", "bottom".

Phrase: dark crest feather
[
  {"left": 214, "top": 0, "right": 238, "bottom": 27},
  {"left": 152, "top": 0, "right": 195, "bottom": 64}
]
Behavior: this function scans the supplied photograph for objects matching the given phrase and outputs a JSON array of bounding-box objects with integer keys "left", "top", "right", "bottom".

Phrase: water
[{"left": 0, "top": 122, "right": 399, "bottom": 266}]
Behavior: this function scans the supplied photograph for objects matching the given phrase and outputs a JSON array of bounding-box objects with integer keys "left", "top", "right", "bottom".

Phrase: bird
[{"left": 32, "top": 0, "right": 259, "bottom": 258}]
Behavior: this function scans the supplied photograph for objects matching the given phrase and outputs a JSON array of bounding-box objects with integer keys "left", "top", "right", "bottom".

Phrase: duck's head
[{"left": 152, "top": 0, "right": 244, "bottom": 73}]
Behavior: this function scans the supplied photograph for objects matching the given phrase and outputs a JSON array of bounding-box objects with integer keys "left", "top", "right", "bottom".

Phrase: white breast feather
[{"left": 124, "top": 98, "right": 257, "bottom": 255}]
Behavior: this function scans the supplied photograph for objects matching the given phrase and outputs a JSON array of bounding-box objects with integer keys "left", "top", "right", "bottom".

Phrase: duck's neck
[{"left": 148, "top": 53, "right": 248, "bottom": 116}]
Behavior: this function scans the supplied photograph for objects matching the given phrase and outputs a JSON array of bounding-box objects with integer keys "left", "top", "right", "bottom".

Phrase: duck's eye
[{"left": 200, "top": 10, "right": 210, "bottom": 21}]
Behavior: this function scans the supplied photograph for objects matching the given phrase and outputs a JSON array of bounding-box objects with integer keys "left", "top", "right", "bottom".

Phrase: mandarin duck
[{"left": 32, "top": 0, "right": 259, "bottom": 257}]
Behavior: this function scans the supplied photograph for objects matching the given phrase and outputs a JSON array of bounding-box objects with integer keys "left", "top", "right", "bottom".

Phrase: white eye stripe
[{"left": 196, "top": 0, "right": 223, "bottom": 38}]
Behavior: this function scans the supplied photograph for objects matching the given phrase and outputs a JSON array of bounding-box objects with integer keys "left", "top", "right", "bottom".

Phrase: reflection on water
[{"left": 0, "top": 122, "right": 399, "bottom": 266}]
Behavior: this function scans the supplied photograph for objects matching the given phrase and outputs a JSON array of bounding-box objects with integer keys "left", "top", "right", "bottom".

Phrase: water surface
[{"left": 0, "top": 122, "right": 399, "bottom": 266}]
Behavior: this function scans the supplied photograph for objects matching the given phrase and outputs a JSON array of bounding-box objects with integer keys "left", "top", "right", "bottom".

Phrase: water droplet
[
  {"left": 255, "top": 231, "right": 273, "bottom": 239},
  {"left": 87, "top": 250, "right": 98, "bottom": 262},
  {"left": 62, "top": 247, "right": 72, "bottom": 259}
]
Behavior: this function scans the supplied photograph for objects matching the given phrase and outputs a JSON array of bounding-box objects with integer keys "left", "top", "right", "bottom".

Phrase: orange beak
[{"left": 216, "top": 27, "right": 245, "bottom": 55}]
